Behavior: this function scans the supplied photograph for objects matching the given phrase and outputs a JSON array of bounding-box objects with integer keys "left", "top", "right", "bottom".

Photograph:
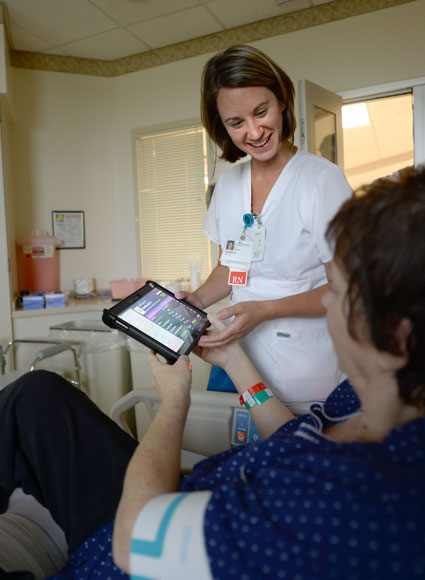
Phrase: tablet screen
[{"left": 118, "top": 285, "right": 207, "bottom": 354}]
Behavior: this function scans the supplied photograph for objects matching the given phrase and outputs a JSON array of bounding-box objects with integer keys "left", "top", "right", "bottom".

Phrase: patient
[{"left": 1, "top": 166, "right": 425, "bottom": 579}]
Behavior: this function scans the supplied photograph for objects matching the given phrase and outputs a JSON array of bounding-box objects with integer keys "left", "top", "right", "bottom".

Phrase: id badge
[
  {"left": 252, "top": 224, "right": 265, "bottom": 262},
  {"left": 220, "top": 240, "right": 253, "bottom": 269}
]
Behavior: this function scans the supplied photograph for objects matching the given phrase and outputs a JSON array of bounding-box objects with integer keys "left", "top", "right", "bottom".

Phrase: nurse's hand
[
  {"left": 174, "top": 290, "right": 205, "bottom": 310},
  {"left": 197, "top": 301, "right": 264, "bottom": 346},
  {"left": 193, "top": 313, "right": 245, "bottom": 368},
  {"left": 148, "top": 352, "right": 192, "bottom": 405}
]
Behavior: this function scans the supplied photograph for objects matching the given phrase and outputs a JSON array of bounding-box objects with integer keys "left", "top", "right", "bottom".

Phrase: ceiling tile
[
  {"left": 90, "top": 0, "right": 202, "bottom": 26},
  {"left": 5, "top": 0, "right": 117, "bottom": 46},
  {"left": 206, "top": 0, "right": 310, "bottom": 28},
  {"left": 128, "top": 6, "right": 223, "bottom": 49},
  {"left": 60, "top": 28, "right": 150, "bottom": 60},
  {"left": 9, "top": 21, "right": 51, "bottom": 52},
  {"left": 2, "top": 0, "right": 362, "bottom": 62}
]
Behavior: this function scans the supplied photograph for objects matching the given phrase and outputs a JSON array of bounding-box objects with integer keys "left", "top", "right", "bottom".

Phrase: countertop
[
  {"left": 12, "top": 296, "right": 115, "bottom": 318},
  {"left": 12, "top": 295, "right": 230, "bottom": 319}
]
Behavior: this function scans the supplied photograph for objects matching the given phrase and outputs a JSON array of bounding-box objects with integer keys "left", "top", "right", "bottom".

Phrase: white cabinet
[
  {"left": 11, "top": 301, "right": 132, "bottom": 418},
  {"left": 11, "top": 302, "right": 109, "bottom": 373},
  {"left": 10, "top": 297, "right": 223, "bottom": 439}
]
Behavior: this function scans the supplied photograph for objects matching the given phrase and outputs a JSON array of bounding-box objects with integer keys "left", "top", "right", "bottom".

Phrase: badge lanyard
[{"left": 220, "top": 213, "right": 266, "bottom": 286}]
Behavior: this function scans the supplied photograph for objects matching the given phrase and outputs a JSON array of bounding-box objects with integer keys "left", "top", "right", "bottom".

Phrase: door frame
[{"left": 298, "top": 79, "right": 344, "bottom": 169}]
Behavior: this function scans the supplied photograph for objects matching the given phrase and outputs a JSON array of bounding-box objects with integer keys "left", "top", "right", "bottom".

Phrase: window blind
[{"left": 135, "top": 124, "right": 211, "bottom": 285}]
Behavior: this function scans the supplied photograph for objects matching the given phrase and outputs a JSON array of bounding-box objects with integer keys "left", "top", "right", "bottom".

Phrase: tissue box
[
  {"left": 22, "top": 292, "right": 45, "bottom": 310},
  {"left": 45, "top": 292, "right": 67, "bottom": 308}
]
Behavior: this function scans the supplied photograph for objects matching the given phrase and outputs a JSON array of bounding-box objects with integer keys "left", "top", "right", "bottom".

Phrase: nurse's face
[{"left": 216, "top": 86, "right": 285, "bottom": 163}]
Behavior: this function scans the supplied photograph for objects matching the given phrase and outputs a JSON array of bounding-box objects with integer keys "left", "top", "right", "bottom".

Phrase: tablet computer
[{"left": 102, "top": 280, "right": 210, "bottom": 363}]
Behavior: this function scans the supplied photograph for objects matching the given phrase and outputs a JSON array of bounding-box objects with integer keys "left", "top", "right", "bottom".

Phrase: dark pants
[{"left": 0, "top": 370, "right": 138, "bottom": 555}]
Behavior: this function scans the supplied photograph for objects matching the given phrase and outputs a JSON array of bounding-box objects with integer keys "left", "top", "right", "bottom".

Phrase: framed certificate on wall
[{"left": 52, "top": 211, "right": 85, "bottom": 249}]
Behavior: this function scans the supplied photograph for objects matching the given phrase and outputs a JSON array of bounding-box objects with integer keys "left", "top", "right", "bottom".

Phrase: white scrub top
[{"left": 204, "top": 149, "right": 352, "bottom": 403}]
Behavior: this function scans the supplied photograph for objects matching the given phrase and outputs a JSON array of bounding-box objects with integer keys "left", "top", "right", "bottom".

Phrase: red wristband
[
  {"left": 247, "top": 382, "right": 267, "bottom": 397},
  {"left": 239, "top": 382, "right": 269, "bottom": 406}
]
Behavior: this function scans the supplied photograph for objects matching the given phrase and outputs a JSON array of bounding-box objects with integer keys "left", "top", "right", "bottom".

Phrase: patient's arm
[
  {"left": 225, "top": 347, "right": 295, "bottom": 438},
  {"left": 112, "top": 355, "right": 192, "bottom": 573},
  {"left": 195, "top": 314, "right": 295, "bottom": 439}
]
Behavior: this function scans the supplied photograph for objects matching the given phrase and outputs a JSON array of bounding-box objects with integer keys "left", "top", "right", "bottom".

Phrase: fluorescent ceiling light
[{"left": 342, "top": 103, "right": 370, "bottom": 129}]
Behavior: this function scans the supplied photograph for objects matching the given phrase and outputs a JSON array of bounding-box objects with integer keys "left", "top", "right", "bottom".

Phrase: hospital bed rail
[
  {"left": 0, "top": 338, "right": 83, "bottom": 390},
  {"left": 111, "top": 387, "right": 242, "bottom": 457}
]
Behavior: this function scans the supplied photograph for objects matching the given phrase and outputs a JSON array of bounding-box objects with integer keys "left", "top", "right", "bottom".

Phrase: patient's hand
[{"left": 148, "top": 353, "right": 192, "bottom": 404}]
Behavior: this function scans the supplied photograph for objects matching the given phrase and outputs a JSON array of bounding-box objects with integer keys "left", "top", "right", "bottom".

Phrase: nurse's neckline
[{"left": 250, "top": 145, "right": 297, "bottom": 215}]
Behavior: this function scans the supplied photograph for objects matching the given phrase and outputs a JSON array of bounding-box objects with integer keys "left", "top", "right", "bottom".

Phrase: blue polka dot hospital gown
[{"left": 53, "top": 381, "right": 425, "bottom": 579}]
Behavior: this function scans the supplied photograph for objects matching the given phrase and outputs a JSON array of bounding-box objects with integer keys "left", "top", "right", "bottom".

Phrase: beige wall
[
  {"left": 0, "top": 23, "right": 15, "bottom": 344},
  {"left": 6, "top": 0, "right": 425, "bottom": 293}
]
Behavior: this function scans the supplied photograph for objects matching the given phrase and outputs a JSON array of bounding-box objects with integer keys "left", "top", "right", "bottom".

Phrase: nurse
[{"left": 177, "top": 44, "right": 352, "bottom": 404}]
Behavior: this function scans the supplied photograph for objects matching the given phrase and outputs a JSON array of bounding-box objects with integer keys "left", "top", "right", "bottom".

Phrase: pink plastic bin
[{"left": 109, "top": 278, "right": 147, "bottom": 299}]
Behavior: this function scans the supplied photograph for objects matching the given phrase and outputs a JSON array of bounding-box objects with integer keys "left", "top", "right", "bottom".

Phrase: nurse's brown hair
[
  {"left": 201, "top": 45, "right": 296, "bottom": 163},
  {"left": 326, "top": 165, "right": 425, "bottom": 409}
]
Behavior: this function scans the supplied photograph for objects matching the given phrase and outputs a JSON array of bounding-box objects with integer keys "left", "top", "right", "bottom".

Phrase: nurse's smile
[{"left": 249, "top": 134, "right": 272, "bottom": 149}]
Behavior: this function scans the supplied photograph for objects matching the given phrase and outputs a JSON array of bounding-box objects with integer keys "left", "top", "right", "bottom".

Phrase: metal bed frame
[{"left": 0, "top": 339, "right": 83, "bottom": 389}]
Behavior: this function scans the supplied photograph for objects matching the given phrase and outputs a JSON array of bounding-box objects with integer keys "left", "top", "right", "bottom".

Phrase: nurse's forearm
[
  {"left": 261, "top": 283, "right": 329, "bottom": 321},
  {"left": 260, "top": 261, "right": 331, "bottom": 321},
  {"left": 193, "top": 263, "right": 231, "bottom": 309}
]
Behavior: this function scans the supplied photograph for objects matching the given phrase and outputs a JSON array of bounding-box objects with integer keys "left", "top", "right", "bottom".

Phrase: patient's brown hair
[{"left": 326, "top": 165, "right": 425, "bottom": 409}]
